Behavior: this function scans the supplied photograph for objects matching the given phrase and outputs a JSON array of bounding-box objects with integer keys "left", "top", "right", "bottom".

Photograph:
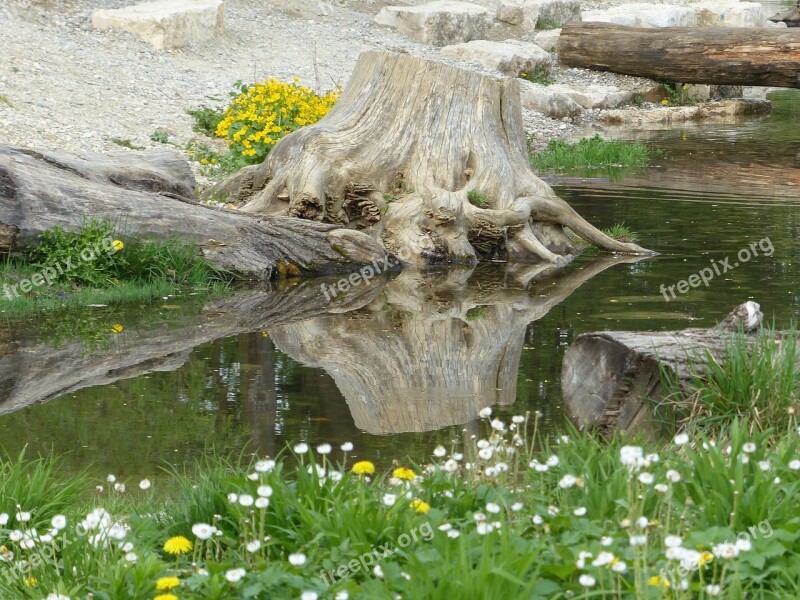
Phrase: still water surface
[{"left": 1, "top": 91, "right": 799, "bottom": 479}]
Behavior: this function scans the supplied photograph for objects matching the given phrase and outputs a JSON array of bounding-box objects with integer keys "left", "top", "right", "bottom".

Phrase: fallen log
[
  {"left": 558, "top": 23, "right": 800, "bottom": 88},
  {"left": 0, "top": 145, "right": 387, "bottom": 280},
  {"left": 562, "top": 301, "right": 764, "bottom": 437}
]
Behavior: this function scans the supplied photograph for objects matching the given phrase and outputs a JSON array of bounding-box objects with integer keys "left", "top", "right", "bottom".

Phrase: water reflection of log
[
  {"left": 268, "top": 256, "right": 644, "bottom": 434},
  {"left": 0, "top": 277, "right": 385, "bottom": 416}
]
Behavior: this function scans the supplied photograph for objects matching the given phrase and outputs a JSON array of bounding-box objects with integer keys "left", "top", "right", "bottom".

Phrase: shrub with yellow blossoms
[{"left": 215, "top": 78, "right": 338, "bottom": 166}]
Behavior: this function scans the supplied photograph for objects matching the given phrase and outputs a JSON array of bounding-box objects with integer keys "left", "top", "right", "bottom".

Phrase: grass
[
  {"left": 467, "top": 190, "right": 489, "bottom": 208},
  {"left": 0, "top": 413, "right": 797, "bottom": 598},
  {"left": 111, "top": 138, "right": 145, "bottom": 151},
  {"left": 150, "top": 129, "right": 170, "bottom": 144},
  {"left": 1, "top": 221, "right": 232, "bottom": 315},
  {"left": 519, "top": 66, "right": 555, "bottom": 86},
  {"left": 186, "top": 106, "right": 224, "bottom": 137},
  {"left": 536, "top": 17, "right": 562, "bottom": 30},
  {"left": 602, "top": 223, "right": 637, "bottom": 243},
  {"left": 530, "top": 134, "right": 652, "bottom": 179},
  {"left": 663, "top": 326, "right": 800, "bottom": 438}
]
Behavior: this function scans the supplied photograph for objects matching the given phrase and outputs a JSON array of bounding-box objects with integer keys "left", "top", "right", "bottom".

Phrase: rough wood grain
[
  {"left": 209, "top": 50, "right": 652, "bottom": 266},
  {"left": 562, "top": 301, "right": 764, "bottom": 437},
  {"left": 0, "top": 145, "right": 388, "bottom": 279},
  {"left": 559, "top": 23, "right": 800, "bottom": 88}
]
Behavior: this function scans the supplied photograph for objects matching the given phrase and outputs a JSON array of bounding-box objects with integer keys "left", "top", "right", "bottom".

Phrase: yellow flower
[
  {"left": 111, "top": 324, "right": 124, "bottom": 333},
  {"left": 112, "top": 239, "right": 124, "bottom": 251},
  {"left": 24, "top": 577, "right": 36, "bottom": 587},
  {"left": 163, "top": 536, "right": 193, "bottom": 555},
  {"left": 352, "top": 461, "right": 375, "bottom": 475},
  {"left": 410, "top": 499, "right": 430, "bottom": 514},
  {"left": 661, "top": 99, "right": 669, "bottom": 105},
  {"left": 156, "top": 576, "right": 181, "bottom": 590},
  {"left": 154, "top": 595, "right": 179, "bottom": 600},
  {"left": 393, "top": 467, "right": 416, "bottom": 481},
  {"left": 682, "top": 84, "right": 688, "bottom": 90},
  {"left": 648, "top": 575, "right": 670, "bottom": 588},
  {"left": 699, "top": 551, "right": 714, "bottom": 566}
]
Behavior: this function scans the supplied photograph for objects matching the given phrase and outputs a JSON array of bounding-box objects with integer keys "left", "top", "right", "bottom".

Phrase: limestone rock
[
  {"left": 695, "top": 2, "right": 768, "bottom": 27},
  {"left": 441, "top": 39, "right": 552, "bottom": 75},
  {"left": 519, "top": 80, "right": 582, "bottom": 118},
  {"left": 534, "top": 0, "right": 581, "bottom": 25},
  {"left": 91, "top": 0, "right": 224, "bottom": 50},
  {"left": 533, "top": 28, "right": 560, "bottom": 51},
  {"left": 374, "top": 1, "right": 492, "bottom": 46},
  {"left": 582, "top": 4, "right": 695, "bottom": 28},
  {"left": 599, "top": 99, "right": 772, "bottom": 127}
]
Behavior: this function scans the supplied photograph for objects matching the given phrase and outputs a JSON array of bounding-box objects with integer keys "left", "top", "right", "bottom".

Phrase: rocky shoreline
[{"left": 0, "top": 0, "right": 785, "bottom": 188}]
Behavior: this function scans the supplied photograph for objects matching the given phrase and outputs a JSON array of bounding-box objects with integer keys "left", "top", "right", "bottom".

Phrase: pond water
[{"left": 1, "top": 91, "right": 799, "bottom": 481}]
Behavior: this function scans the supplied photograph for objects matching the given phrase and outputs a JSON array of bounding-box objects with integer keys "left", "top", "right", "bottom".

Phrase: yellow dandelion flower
[
  {"left": 352, "top": 460, "right": 375, "bottom": 475},
  {"left": 163, "top": 536, "right": 192, "bottom": 555},
  {"left": 393, "top": 467, "right": 416, "bottom": 481},
  {"left": 24, "top": 577, "right": 36, "bottom": 587},
  {"left": 682, "top": 84, "right": 688, "bottom": 90},
  {"left": 410, "top": 499, "right": 430, "bottom": 514},
  {"left": 154, "top": 595, "right": 179, "bottom": 600},
  {"left": 111, "top": 324, "right": 124, "bottom": 333},
  {"left": 648, "top": 575, "right": 670, "bottom": 588},
  {"left": 156, "top": 576, "right": 181, "bottom": 590},
  {"left": 661, "top": 99, "right": 669, "bottom": 105},
  {"left": 699, "top": 551, "right": 714, "bottom": 566},
  {"left": 112, "top": 239, "right": 124, "bottom": 251}
]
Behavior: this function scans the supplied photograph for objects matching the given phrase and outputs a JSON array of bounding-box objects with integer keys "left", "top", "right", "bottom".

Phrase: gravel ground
[{"left": 0, "top": 0, "right": 751, "bottom": 186}]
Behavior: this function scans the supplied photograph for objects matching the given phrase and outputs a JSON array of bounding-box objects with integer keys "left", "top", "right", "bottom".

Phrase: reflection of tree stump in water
[{"left": 269, "top": 258, "right": 643, "bottom": 434}]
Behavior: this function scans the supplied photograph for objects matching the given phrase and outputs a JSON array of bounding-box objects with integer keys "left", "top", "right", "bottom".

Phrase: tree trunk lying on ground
[
  {"left": 208, "top": 50, "right": 651, "bottom": 267},
  {"left": 558, "top": 23, "right": 800, "bottom": 88},
  {"left": 0, "top": 145, "right": 387, "bottom": 279},
  {"left": 562, "top": 302, "right": 764, "bottom": 437}
]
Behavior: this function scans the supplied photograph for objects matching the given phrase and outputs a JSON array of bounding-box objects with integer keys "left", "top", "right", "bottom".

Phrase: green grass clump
[
  {"left": 602, "top": 223, "right": 637, "bottom": 242},
  {"left": 536, "top": 16, "right": 561, "bottom": 30},
  {"left": 1, "top": 218, "right": 231, "bottom": 314},
  {"left": 530, "top": 134, "right": 651, "bottom": 178},
  {"left": 664, "top": 326, "right": 800, "bottom": 437},
  {"left": 467, "top": 190, "right": 489, "bottom": 208},
  {"left": 111, "top": 138, "right": 145, "bottom": 151},
  {"left": 519, "top": 66, "right": 555, "bottom": 86},
  {"left": 186, "top": 106, "right": 224, "bottom": 137}
]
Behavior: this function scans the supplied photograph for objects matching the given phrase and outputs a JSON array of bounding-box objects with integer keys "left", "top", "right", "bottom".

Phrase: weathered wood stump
[
  {"left": 209, "top": 50, "right": 652, "bottom": 266},
  {"left": 0, "top": 145, "right": 387, "bottom": 279},
  {"left": 563, "top": 302, "right": 763, "bottom": 436},
  {"left": 559, "top": 23, "right": 800, "bottom": 88}
]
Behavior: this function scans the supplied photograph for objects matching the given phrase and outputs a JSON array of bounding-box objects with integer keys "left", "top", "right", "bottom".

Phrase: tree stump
[{"left": 209, "top": 51, "right": 651, "bottom": 266}]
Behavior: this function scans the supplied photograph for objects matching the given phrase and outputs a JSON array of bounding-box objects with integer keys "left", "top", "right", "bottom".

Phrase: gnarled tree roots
[{"left": 208, "top": 51, "right": 653, "bottom": 266}]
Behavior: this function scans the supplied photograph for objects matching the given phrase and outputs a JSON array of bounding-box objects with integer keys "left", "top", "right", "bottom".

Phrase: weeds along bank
[
  {"left": 0, "top": 218, "right": 230, "bottom": 315},
  {"left": 0, "top": 409, "right": 799, "bottom": 599}
]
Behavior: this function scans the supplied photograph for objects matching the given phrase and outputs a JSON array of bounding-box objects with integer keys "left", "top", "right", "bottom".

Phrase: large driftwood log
[
  {"left": 209, "top": 51, "right": 651, "bottom": 266},
  {"left": 558, "top": 23, "right": 800, "bottom": 88},
  {"left": 563, "top": 302, "right": 764, "bottom": 437},
  {"left": 0, "top": 145, "right": 387, "bottom": 279}
]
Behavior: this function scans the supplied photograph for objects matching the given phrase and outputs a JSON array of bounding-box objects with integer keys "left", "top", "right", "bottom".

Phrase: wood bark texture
[
  {"left": 208, "top": 50, "right": 651, "bottom": 266},
  {"left": 559, "top": 23, "right": 800, "bottom": 88}
]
